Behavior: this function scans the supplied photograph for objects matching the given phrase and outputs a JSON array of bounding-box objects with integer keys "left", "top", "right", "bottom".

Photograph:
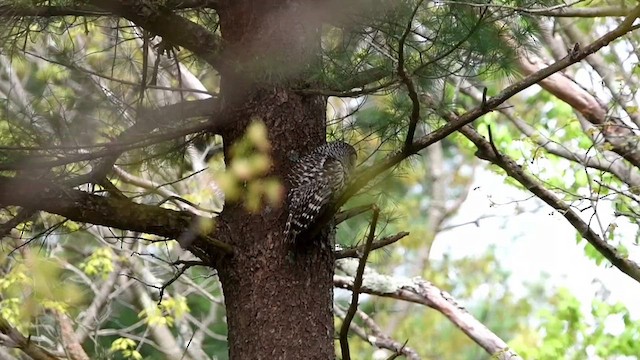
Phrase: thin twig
[
  {"left": 399, "top": 0, "right": 423, "bottom": 150},
  {"left": 335, "top": 204, "right": 374, "bottom": 224},
  {"left": 336, "top": 5, "right": 640, "bottom": 211},
  {"left": 339, "top": 206, "right": 379, "bottom": 360},
  {"left": 335, "top": 232, "right": 409, "bottom": 259},
  {"left": 158, "top": 261, "right": 201, "bottom": 304},
  {"left": 460, "top": 123, "right": 640, "bottom": 283}
]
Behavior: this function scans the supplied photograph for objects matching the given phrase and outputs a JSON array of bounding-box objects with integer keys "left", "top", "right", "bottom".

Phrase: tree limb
[
  {"left": 457, "top": 81, "right": 640, "bottom": 188},
  {"left": 0, "top": 318, "right": 59, "bottom": 360},
  {"left": 0, "top": 2, "right": 220, "bottom": 17},
  {"left": 85, "top": 0, "right": 223, "bottom": 69},
  {"left": 441, "top": 1, "right": 630, "bottom": 18},
  {"left": 74, "top": 260, "right": 122, "bottom": 343},
  {"left": 458, "top": 124, "right": 640, "bottom": 284},
  {"left": 0, "top": 98, "right": 223, "bottom": 173},
  {"left": 337, "top": 4, "right": 640, "bottom": 209},
  {"left": 55, "top": 311, "right": 90, "bottom": 360},
  {"left": 529, "top": 5, "right": 629, "bottom": 18},
  {"left": 0, "top": 176, "right": 233, "bottom": 261},
  {"left": 356, "top": 309, "right": 420, "bottom": 360},
  {"left": 334, "top": 262, "right": 522, "bottom": 360}
]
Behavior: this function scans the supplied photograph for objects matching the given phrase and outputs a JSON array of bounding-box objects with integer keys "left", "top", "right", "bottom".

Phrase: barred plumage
[{"left": 284, "top": 141, "right": 357, "bottom": 241}]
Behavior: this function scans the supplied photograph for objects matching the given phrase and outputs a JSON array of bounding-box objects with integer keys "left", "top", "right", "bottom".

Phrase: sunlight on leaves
[
  {"left": 138, "top": 296, "right": 190, "bottom": 328},
  {"left": 214, "top": 119, "right": 284, "bottom": 212},
  {"left": 110, "top": 338, "right": 143, "bottom": 360},
  {"left": 0, "top": 250, "right": 84, "bottom": 330},
  {"left": 79, "top": 247, "right": 114, "bottom": 279}
]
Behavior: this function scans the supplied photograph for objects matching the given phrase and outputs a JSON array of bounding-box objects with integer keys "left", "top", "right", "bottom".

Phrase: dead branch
[
  {"left": 334, "top": 306, "right": 421, "bottom": 360},
  {"left": 334, "top": 263, "right": 523, "bottom": 360},
  {"left": 339, "top": 206, "right": 379, "bottom": 360}
]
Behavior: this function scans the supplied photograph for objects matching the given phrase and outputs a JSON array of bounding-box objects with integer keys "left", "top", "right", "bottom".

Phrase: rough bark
[{"left": 214, "top": 1, "right": 334, "bottom": 359}]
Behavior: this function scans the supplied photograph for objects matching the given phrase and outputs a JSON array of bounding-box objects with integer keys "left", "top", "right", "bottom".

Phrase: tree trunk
[{"left": 215, "top": 1, "right": 334, "bottom": 359}]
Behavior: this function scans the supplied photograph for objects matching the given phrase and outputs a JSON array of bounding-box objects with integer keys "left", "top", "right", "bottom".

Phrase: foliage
[
  {"left": 0, "top": 0, "right": 639, "bottom": 359},
  {"left": 215, "top": 120, "right": 283, "bottom": 212},
  {"left": 0, "top": 249, "right": 84, "bottom": 329},
  {"left": 110, "top": 338, "right": 143, "bottom": 360},
  {"left": 512, "top": 288, "right": 640, "bottom": 359}
]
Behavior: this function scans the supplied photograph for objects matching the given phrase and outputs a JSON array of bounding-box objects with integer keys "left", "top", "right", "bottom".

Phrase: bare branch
[
  {"left": 130, "top": 281, "right": 185, "bottom": 358},
  {"left": 335, "top": 232, "right": 409, "bottom": 259},
  {"left": 457, "top": 82, "right": 640, "bottom": 188},
  {"left": 334, "top": 265, "right": 522, "bottom": 360},
  {"left": 0, "top": 176, "right": 233, "bottom": 260},
  {"left": 511, "top": 24, "right": 640, "bottom": 170},
  {"left": 0, "top": 2, "right": 219, "bottom": 17},
  {"left": 334, "top": 306, "right": 421, "bottom": 360},
  {"left": 441, "top": 1, "right": 629, "bottom": 18},
  {"left": 356, "top": 309, "right": 420, "bottom": 360},
  {"left": 55, "top": 311, "right": 90, "bottom": 360},
  {"left": 438, "top": 215, "right": 494, "bottom": 232},
  {"left": 339, "top": 206, "right": 379, "bottom": 360},
  {"left": 458, "top": 124, "right": 640, "bottom": 283},
  {"left": 75, "top": 97, "right": 223, "bottom": 184},
  {"left": 113, "top": 166, "right": 213, "bottom": 216},
  {"left": 0, "top": 98, "right": 223, "bottom": 173},
  {"left": 158, "top": 262, "right": 200, "bottom": 304},
  {"left": 0, "top": 4, "right": 109, "bottom": 17},
  {"left": 84, "top": 0, "right": 223, "bottom": 69},
  {"left": 530, "top": 5, "right": 629, "bottom": 18},
  {"left": 0, "top": 318, "right": 59, "bottom": 360},
  {"left": 558, "top": 18, "right": 640, "bottom": 127},
  {"left": 75, "top": 262, "right": 123, "bottom": 343}
]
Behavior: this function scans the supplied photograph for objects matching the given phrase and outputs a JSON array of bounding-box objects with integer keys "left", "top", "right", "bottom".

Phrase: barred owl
[{"left": 284, "top": 141, "right": 357, "bottom": 241}]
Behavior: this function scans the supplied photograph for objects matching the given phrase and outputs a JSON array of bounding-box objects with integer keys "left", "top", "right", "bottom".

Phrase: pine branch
[{"left": 336, "top": 4, "right": 640, "bottom": 210}]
